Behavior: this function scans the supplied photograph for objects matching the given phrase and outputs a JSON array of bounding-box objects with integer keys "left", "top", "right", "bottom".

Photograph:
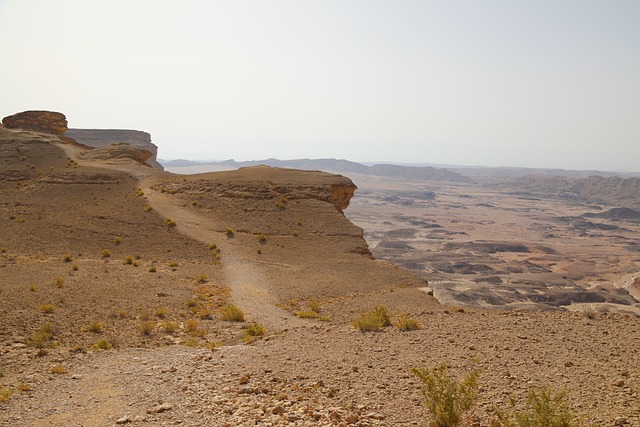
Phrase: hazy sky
[{"left": 1, "top": 1, "right": 638, "bottom": 171}]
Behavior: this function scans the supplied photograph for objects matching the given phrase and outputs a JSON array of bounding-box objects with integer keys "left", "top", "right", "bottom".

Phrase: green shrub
[
  {"left": 39, "top": 304, "right": 56, "bottom": 313},
  {"left": 353, "top": 305, "right": 392, "bottom": 331},
  {"left": 221, "top": 304, "right": 245, "bottom": 322},
  {"left": 412, "top": 363, "right": 479, "bottom": 427},
  {"left": 139, "top": 321, "right": 155, "bottom": 335},
  {"left": 296, "top": 310, "right": 319, "bottom": 319},
  {"left": 54, "top": 277, "right": 65, "bottom": 288},
  {"left": 92, "top": 338, "right": 113, "bottom": 350},
  {"left": 396, "top": 314, "right": 421, "bottom": 331},
  {"left": 244, "top": 323, "right": 266, "bottom": 343},
  {"left": 85, "top": 321, "right": 103, "bottom": 333},
  {"left": 161, "top": 320, "right": 179, "bottom": 334},
  {"left": 148, "top": 265, "right": 157, "bottom": 272},
  {"left": 101, "top": 249, "right": 111, "bottom": 258},
  {"left": 495, "top": 387, "right": 586, "bottom": 427}
]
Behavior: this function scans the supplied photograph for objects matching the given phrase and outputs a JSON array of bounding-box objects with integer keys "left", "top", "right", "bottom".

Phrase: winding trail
[
  {"left": 55, "top": 142, "right": 304, "bottom": 331},
  {"left": 138, "top": 177, "right": 305, "bottom": 330}
]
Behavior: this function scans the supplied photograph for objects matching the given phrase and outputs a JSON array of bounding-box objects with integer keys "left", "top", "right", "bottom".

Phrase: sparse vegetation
[
  {"left": 495, "top": 387, "right": 586, "bottom": 427},
  {"left": 39, "top": 304, "right": 56, "bottom": 313},
  {"left": 115, "top": 309, "right": 129, "bottom": 319},
  {"left": 0, "top": 388, "right": 13, "bottom": 402},
  {"left": 144, "top": 204, "right": 153, "bottom": 212},
  {"left": 124, "top": 255, "right": 134, "bottom": 265},
  {"left": 92, "top": 338, "right": 113, "bottom": 350},
  {"left": 221, "top": 304, "right": 245, "bottom": 322},
  {"left": 353, "top": 305, "right": 391, "bottom": 332},
  {"left": 185, "top": 319, "right": 206, "bottom": 337},
  {"left": 184, "top": 299, "right": 198, "bottom": 309},
  {"left": 113, "top": 235, "right": 122, "bottom": 245},
  {"left": 168, "top": 261, "right": 179, "bottom": 268},
  {"left": 148, "top": 265, "right": 157, "bottom": 272},
  {"left": 85, "top": 320, "right": 104, "bottom": 333},
  {"left": 396, "top": 314, "right": 421, "bottom": 331},
  {"left": 161, "top": 320, "right": 179, "bottom": 334},
  {"left": 28, "top": 284, "right": 36, "bottom": 292},
  {"left": 154, "top": 307, "right": 168, "bottom": 318},
  {"left": 257, "top": 234, "right": 267, "bottom": 243},
  {"left": 582, "top": 306, "right": 598, "bottom": 320},
  {"left": 196, "top": 274, "right": 208, "bottom": 283},
  {"left": 54, "top": 277, "right": 65, "bottom": 288},
  {"left": 296, "top": 310, "right": 319, "bottom": 319},
  {"left": 139, "top": 321, "right": 155, "bottom": 335},
  {"left": 225, "top": 227, "right": 234, "bottom": 237},
  {"left": 49, "top": 365, "right": 68, "bottom": 374},
  {"left": 27, "top": 322, "right": 59, "bottom": 348},
  {"left": 181, "top": 338, "right": 199, "bottom": 347},
  {"left": 243, "top": 323, "right": 266, "bottom": 343},
  {"left": 63, "top": 253, "right": 73, "bottom": 262},
  {"left": 101, "top": 248, "right": 111, "bottom": 258},
  {"left": 165, "top": 218, "right": 177, "bottom": 228},
  {"left": 412, "top": 363, "right": 479, "bottom": 427},
  {"left": 135, "top": 188, "right": 144, "bottom": 196},
  {"left": 275, "top": 196, "right": 288, "bottom": 208},
  {"left": 17, "top": 384, "right": 32, "bottom": 393},
  {"left": 72, "top": 264, "right": 79, "bottom": 271}
]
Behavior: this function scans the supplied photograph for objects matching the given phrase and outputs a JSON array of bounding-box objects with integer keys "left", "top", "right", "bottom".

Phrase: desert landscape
[{"left": 0, "top": 111, "right": 639, "bottom": 426}]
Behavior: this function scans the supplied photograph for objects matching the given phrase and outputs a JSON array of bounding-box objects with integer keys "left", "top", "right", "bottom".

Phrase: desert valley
[{"left": 0, "top": 111, "right": 639, "bottom": 426}]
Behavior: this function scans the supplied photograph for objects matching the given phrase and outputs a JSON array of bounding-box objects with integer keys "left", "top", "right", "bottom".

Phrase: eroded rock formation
[
  {"left": 66, "top": 129, "right": 162, "bottom": 169},
  {"left": 2, "top": 110, "right": 68, "bottom": 135},
  {"left": 77, "top": 142, "right": 153, "bottom": 166}
]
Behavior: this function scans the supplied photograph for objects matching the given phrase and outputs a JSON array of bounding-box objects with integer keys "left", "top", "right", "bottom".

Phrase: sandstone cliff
[
  {"left": 66, "top": 128, "right": 163, "bottom": 169},
  {"left": 2, "top": 110, "right": 68, "bottom": 135}
]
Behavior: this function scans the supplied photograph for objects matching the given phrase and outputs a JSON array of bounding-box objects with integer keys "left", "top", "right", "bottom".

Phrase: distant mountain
[{"left": 160, "top": 158, "right": 473, "bottom": 183}]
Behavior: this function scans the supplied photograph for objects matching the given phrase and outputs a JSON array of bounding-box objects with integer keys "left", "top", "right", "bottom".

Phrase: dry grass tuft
[
  {"left": 139, "top": 321, "right": 155, "bottom": 335},
  {"left": 243, "top": 323, "right": 266, "bottom": 343},
  {"left": 85, "top": 321, "right": 104, "bottom": 334},
  {"left": 396, "top": 314, "right": 421, "bottom": 331},
  {"left": 39, "top": 304, "right": 56, "bottom": 314},
  {"left": 221, "top": 304, "right": 245, "bottom": 322},
  {"left": 353, "top": 305, "right": 391, "bottom": 332},
  {"left": 49, "top": 365, "right": 68, "bottom": 374},
  {"left": 92, "top": 338, "right": 113, "bottom": 350}
]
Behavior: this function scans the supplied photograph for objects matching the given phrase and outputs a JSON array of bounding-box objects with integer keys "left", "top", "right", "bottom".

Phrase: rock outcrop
[
  {"left": 2, "top": 110, "right": 69, "bottom": 135},
  {"left": 66, "top": 129, "right": 163, "bottom": 169},
  {"left": 77, "top": 142, "right": 153, "bottom": 166}
]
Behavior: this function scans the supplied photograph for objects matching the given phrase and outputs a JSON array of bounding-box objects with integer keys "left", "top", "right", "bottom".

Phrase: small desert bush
[
  {"left": 185, "top": 319, "right": 206, "bottom": 337},
  {"left": 27, "top": 323, "right": 59, "bottom": 349},
  {"left": 296, "top": 310, "right": 319, "bottom": 319},
  {"left": 181, "top": 338, "right": 199, "bottom": 347},
  {"left": 39, "top": 304, "right": 56, "bottom": 313},
  {"left": 139, "top": 310, "right": 151, "bottom": 321},
  {"left": 221, "top": 304, "right": 245, "bottom": 322},
  {"left": 154, "top": 307, "right": 168, "bottom": 318},
  {"left": 275, "top": 196, "right": 288, "bottom": 208},
  {"left": 196, "top": 308, "right": 212, "bottom": 320},
  {"left": 396, "top": 314, "right": 421, "bottom": 331},
  {"left": 135, "top": 188, "right": 144, "bottom": 196},
  {"left": 148, "top": 265, "right": 157, "bottom": 272},
  {"left": 184, "top": 299, "right": 198, "bottom": 309},
  {"left": 63, "top": 253, "right": 73, "bottom": 262},
  {"left": 144, "top": 204, "right": 153, "bottom": 212},
  {"left": 225, "top": 227, "right": 234, "bottom": 237},
  {"left": 115, "top": 309, "right": 129, "bottom": 319},
  {"left": 29, "top": 284, "right": 37, "bottom": 292},
  {"left": 196, "top": 274, "right": 208, "bottom": 283},
  {"left": 54, "top": 277, "right": 65, "bottom": 288},
  {"left": 353, "top": 305, "right": 391, "bottom": 332},
  {"left": 92, "top": 338, "right": 113, "bottom": 350},
  {"left": 123, "top": 255, "right": 134, "bottom": 265},
  {"left": 139, "top": 321, "right": 155, "bottom": 335},
  {"left": 113, "top": 235, "right": 122, "bottom": 245},
  {"left": 0, "top": 388, "right": 13, "bottom": 402},
  {"left": 257, "top": 234, "right": 267, "bottom": 243},
  {"left": 412, "top": 363, "right": 479, "bottom": 427},
  {"left": 17, "top": 384, "right": 32, "bottom": 393},
  {"left": 72, "top": 264, "right": 79, "bottom": 271},
  {"left": 101, "top": 249, "right": 111, "bottom": 258},
  {"left": 209, "top": 243, "right": 218, "bottom": 250},
  {"left": 495, "top": 387, "right": 586, "bottom": 427},
  {"left": 85, "top": 321, "right": 104, "bottom": 334},
  {"left": 161, "top": 320, "right": 179, "bottom": 334},
  {"left": 168, "top": 261, "right": 178, "bottom": 268},
  {"left": 308, "top": 300, "right": 322, "bottom": 313},
  {"left": 165, "top": 218, "right": 177, "bottom": 228},
  {"left": 49, "top": 365, "right": 68, "bottom": 374},
  {"left": 582, "top": 306, "right": 598, "bottom": 320},
  {"left": 243, "top": 323, "right": 266, "bottom": 343}
]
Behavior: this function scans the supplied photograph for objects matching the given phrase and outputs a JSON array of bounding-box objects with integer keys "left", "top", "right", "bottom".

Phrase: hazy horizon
[{"left": 1, "top": 1, "right": 638, "bottom": 172}]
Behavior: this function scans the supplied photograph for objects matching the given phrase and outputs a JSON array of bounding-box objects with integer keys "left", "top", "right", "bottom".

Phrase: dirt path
[{"left": 137, "top": 179, "right": 305, "bottom": 331}]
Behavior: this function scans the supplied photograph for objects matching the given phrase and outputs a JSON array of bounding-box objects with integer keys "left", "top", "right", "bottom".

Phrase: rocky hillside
[{"left": 0, "top": 115, "right": 638, "bottom": 426}]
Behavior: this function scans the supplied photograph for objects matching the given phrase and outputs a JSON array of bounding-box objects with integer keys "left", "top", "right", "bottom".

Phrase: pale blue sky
[{"left": 1, "top": 1, "right": 638, "bottom": 171}]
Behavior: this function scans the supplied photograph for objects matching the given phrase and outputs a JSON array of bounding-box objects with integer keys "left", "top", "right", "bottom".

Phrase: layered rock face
[
  {"left": 66, "top": 129, "right": 162, "bottom": 169},
  {"left": 2, "top": 110, "right": 68, "bottom": 135}
]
